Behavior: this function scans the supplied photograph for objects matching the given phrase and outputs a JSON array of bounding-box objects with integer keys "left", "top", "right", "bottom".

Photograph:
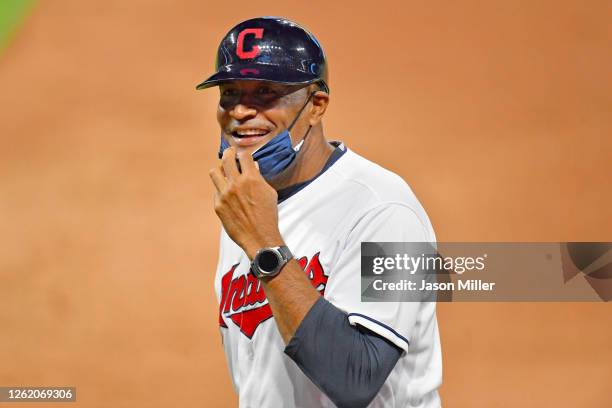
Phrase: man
[{"left": 197, "top": 17, "right": 441, "bottom": 408}]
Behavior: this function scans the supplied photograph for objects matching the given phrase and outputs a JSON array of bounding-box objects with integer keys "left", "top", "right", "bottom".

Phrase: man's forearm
[{"left": 261, "top": 259, "right": 321, "bottom": 344}]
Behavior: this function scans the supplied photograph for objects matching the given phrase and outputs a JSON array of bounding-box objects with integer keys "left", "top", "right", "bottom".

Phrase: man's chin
[
  {"left": 235, "top": 145, "right": 259, "bottom": 157},
  {"left": 234, "top": 138, "right": 273, "bottom": 156}
]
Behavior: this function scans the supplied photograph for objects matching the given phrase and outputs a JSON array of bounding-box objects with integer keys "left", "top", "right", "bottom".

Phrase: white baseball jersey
[{"left": 214, "top": 143, "right": 442, "bottom": 408}]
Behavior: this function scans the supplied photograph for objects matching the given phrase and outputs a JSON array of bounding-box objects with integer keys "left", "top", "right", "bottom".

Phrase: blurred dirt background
[{"left": 0, "top": 0, "right": 611, "bottom": 407}]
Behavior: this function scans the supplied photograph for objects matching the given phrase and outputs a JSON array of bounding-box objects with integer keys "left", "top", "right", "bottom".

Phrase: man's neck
[{"left": 268, "top": 132, "right": 335, "bottom": 191}]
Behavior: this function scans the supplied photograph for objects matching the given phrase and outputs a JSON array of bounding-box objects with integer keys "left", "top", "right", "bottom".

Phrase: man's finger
[
  {"left": 209, "top": 165, "right": 227, "bottom": 192},
  {"left": 236, "top": 150, "right": 259, "bottom": 176},
  {"left": 222, "top": 147, "right": 241, "bottom": 180}
]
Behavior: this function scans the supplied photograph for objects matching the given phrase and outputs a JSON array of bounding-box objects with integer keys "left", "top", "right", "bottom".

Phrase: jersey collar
[{"left": 277, "top": 141, "right": 347, "bottom": 204}]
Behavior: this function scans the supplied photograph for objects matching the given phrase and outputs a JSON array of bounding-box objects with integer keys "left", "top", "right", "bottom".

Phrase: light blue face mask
[{"left": 218, "top": 92, "right": 314, "bottom": 180}]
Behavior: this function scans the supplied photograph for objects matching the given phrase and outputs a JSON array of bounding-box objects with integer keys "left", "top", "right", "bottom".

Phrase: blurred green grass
[{"left": 0, "top": 0, "right": 36, "bottom": 54}]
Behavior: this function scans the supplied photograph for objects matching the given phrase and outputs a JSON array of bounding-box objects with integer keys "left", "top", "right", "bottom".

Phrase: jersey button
[{"left": 247, "top": 344, "right": 254, "bottom": 360}]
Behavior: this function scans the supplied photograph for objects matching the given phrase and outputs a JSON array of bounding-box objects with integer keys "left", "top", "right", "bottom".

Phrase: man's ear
[{"left": 309, "top": 90, "right": 329, "bottom": 126}]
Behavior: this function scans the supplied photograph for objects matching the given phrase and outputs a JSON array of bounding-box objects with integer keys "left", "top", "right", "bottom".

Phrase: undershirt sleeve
[{"left": 284, "top": 296, "right": 402, "bottom": 408}]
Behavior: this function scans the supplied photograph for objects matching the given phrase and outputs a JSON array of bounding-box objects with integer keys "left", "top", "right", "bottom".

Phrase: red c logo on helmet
[{"left": 236, "top": 28, "right": 264, "bottom": 59}]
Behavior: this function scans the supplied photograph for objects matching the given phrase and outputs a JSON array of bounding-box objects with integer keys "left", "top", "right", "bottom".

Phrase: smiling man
[{"left": 197, "top": 17, "right": 442, "bottom": 408}]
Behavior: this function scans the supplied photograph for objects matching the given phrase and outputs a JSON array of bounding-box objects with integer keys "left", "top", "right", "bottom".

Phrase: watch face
[{"left": 258, "top": 250, "right": 280, "bottom": 273}]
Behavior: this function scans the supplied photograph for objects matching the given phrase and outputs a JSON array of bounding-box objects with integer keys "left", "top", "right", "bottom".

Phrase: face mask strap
[
  {"left": 287, "top": 90, "right": 317, "bottom": 154},
  {"left": 292, "top": 125, "right": 312, "bottom": 152},
  {"left": 287, "top": 91, "right": 316, "bottom": 132}
]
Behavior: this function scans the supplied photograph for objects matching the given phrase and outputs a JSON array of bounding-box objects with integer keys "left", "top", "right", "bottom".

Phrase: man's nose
[{"left": 229, "top": 102, "right": 257, "bottom": 120}]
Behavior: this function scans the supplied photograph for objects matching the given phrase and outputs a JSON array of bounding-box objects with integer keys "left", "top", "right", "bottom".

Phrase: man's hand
[{"left": 209, "top": 147, "right": 284, "bottom": 259}]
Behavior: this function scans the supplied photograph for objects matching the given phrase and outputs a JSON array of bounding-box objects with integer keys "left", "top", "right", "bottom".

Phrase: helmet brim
[{"left": 196, "top": 64, "right": 328, "bottom": 93}]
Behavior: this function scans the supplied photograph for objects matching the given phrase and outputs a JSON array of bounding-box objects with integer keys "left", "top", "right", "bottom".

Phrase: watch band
[{"left": 276, "top": 245, "right": 292, "bottom": 263}]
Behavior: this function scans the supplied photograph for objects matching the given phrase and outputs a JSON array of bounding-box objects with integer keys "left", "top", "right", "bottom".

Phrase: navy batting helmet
[{"left": 196, "top": 17, "right": 329, "bottom": 93}]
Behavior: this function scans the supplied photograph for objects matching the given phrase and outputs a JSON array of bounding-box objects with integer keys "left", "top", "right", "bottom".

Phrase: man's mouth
[{"left": 230, "top": 128, "right": 271, "bottom": 147}]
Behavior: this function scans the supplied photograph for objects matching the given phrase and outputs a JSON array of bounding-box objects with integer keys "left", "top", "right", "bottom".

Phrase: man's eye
[
  {"left": 256, "top": 87, "right": 275, "bottom": 95},
  {"left": 222, "top": 89, "right": 238, "bottom": 97}
]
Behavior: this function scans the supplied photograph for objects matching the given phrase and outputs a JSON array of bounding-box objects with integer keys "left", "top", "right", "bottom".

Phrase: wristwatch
[{"left": 250, "top": 245, "right": 293, "bottom": 279}]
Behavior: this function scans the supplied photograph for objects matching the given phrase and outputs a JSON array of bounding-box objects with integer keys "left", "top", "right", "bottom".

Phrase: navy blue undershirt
[
  {"left": 285, "top": 297, "right": 403, "bottom": 408},
  {"left": 277, "top": 141, "right": 346, "bottom": 204}
]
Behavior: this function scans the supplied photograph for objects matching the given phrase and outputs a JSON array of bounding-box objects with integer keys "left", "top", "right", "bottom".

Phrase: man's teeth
[{"left": 236, "top": 130, "right": 268, "bottom": 136}]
